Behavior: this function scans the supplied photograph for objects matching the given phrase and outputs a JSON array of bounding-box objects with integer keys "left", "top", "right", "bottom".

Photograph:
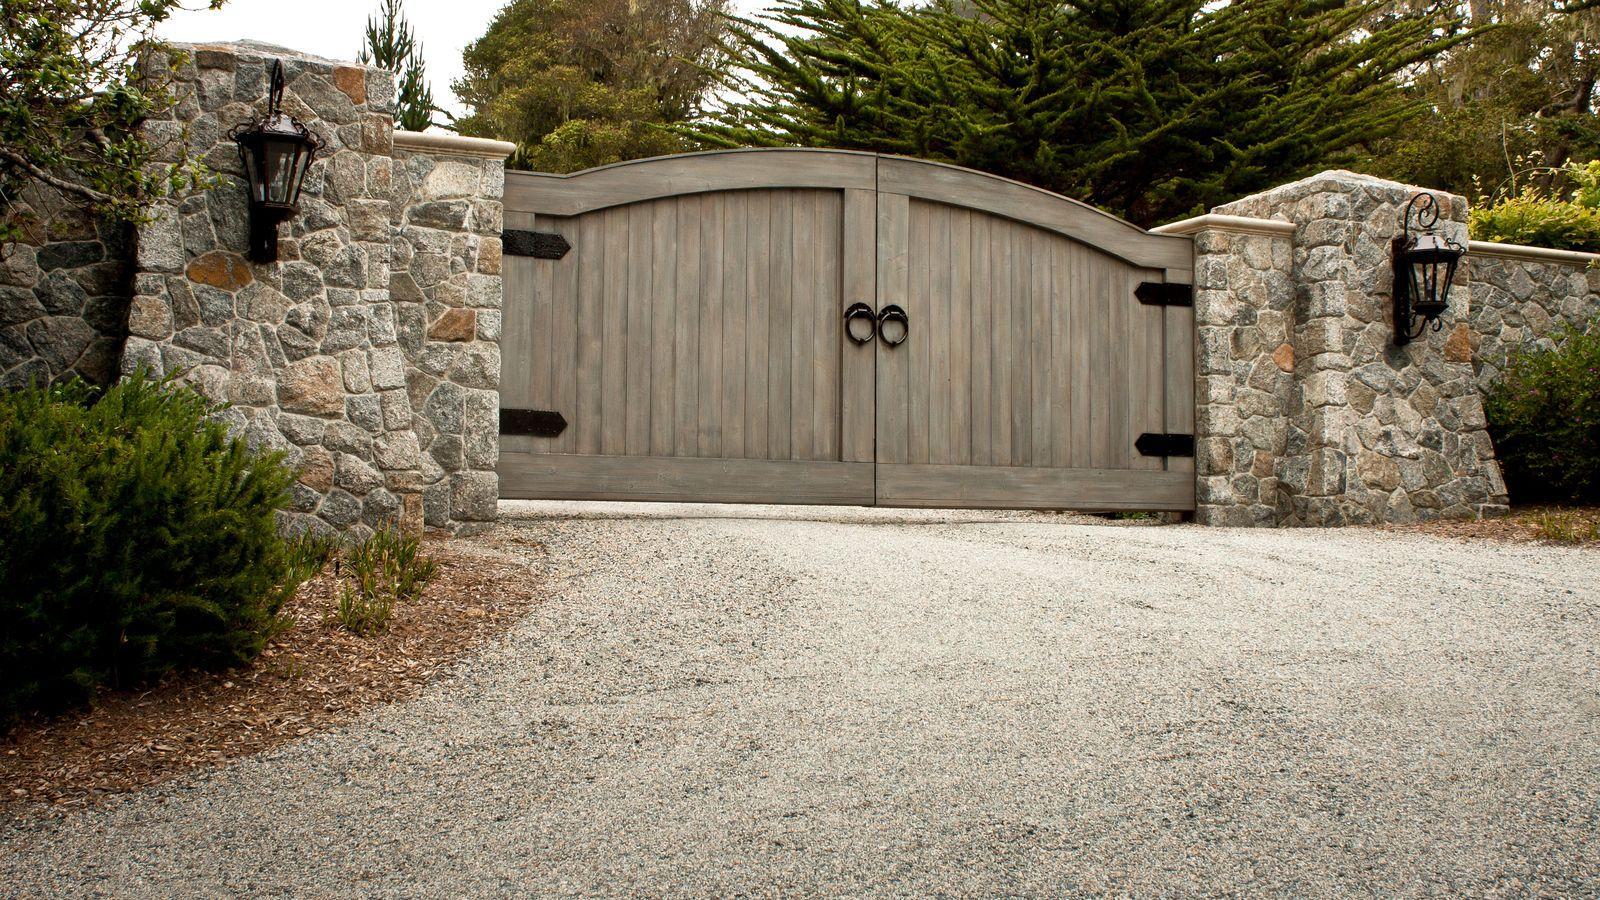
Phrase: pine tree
[
  {"left": 693, "top": 0, "right": 1469, "bottom": 225},
  {"left": 359, "top": 0, "right": 438, "bottom": 132}
]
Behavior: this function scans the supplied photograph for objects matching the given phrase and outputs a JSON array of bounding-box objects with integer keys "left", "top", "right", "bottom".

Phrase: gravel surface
[{"left": 3, "top": 501, "right": 1599, "bottom": 897}]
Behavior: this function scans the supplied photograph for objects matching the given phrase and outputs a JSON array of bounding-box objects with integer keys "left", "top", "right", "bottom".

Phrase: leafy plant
[
  {"left": 0, "top": 371, "right": 303, "bottom": 728},
  {"left": 358, "top": 0, "right": 441, "bottom": 132},
  {"left": 1533, "top": 510, "right": 1600, "bottom": 544},
  {"left": 1484, "top": 320, "right": 1600, "bottom": 505},
  {"left": 331, "top": 526, "right": 436, "bottom": 635},
  {"left": 0, "top": 0, "right": 220, "bottom": 243}
]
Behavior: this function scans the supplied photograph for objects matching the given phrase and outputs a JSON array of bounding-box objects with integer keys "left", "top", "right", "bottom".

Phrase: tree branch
[{"left": 0, "top": 147, "right": 116, "bottom": 207}]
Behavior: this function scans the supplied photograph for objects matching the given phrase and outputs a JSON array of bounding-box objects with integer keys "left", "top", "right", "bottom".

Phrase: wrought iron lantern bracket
[
  {"left": 1391, "top": 192, "right": 1466, "bottom": 346},
  {"left": 229, "top": 60, "right": 325, "bottom": 263}
]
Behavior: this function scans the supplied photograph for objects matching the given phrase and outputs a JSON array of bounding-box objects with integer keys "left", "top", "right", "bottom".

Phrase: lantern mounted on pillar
[
  {"left": 228, "top": 60, "right": 324, "bottom": 263},
  {"left": 1392, "top": 192, "right": 1465, "bottom": 346}
]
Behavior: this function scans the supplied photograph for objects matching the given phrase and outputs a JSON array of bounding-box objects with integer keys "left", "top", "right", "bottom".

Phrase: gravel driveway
[{"left": 4, "top": 502, "right": 1599, "bottom": 897}]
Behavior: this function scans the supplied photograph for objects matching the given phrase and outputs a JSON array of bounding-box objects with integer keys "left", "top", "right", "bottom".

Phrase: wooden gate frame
[{"left": 501, "top": 149, "right": 1196, "bottom": 510}]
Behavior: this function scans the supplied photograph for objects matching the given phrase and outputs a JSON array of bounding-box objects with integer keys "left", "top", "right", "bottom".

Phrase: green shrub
[
  {"left": 1484, "top": 323, "right": 1600, "bottom": 505},
  {"left": 332, "top": 526, "right": 437, "bottom": 636},
  {"left": 1469, "top": 161, "right": 1600, "bottom": 252},
  {"left": 0, "top": 372, "right": 306, "bottom": 727}
]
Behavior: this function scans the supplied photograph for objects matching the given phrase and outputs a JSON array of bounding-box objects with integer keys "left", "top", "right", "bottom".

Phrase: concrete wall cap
[
  {"left": 1468, "top": 240, "right": 1600, "bottom": 266},
  {"left": 1152, "top": 213, "right": 1296, "bottom": 238},
  {"left": 394, "top": 131, "right": 516, "bottom": 161}
]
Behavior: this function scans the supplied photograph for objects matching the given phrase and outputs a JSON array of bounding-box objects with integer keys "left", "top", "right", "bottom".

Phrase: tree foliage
[
  {"left": 1369, "top": 0, "right": 1600, "bottom": 199},
  {"left": 692, "top": 0, "right": 1468, "bottom": 225},
  {"left": 0, "top": 0, "right": 217, "bottom": 243},
  {"left": 1485, "top": 317, "right": 1600, "bottom": 504},
  {"left": 358, "top": 0, "right": 439, "bottom": 132},
  {"left": 453, "top": 0, "right": 730, "bottom": 172}
]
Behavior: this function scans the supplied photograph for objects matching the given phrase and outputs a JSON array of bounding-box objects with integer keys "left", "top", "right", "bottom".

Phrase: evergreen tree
[
  {"left": 453, "top": 0, "right": 730, "bottom": 172},
  {"left": 359, "top": 0, "right": 438, "bottom": 132},
  {"left": 694, "top": 0, "right": 1469, "bottom": 225}
]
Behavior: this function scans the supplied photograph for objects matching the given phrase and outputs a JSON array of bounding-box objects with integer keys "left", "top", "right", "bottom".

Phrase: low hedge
[
  {"left": 0, "top": 372, "right": 302, "bottom": 728},
  {"left": 1484, "top": 322, "right": 1600, "bottom": 505}
]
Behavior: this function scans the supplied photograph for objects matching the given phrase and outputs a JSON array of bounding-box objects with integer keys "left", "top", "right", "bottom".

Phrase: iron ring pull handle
[
  {"left": 844, "top": 302, "right": 878, "bottom": 345},
  {"left": 877, "top": 304, "right": 909, "bottom": 346}
]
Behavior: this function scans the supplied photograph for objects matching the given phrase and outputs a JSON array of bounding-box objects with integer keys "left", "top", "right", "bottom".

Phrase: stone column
[
  {"left": 1191, "top": 170, "right": 1507, "bottom": 525},
  {"left": 390, "top": 132, "right": 515, "bottom": 533},
  {"left": 122, "top": 42, "right": 423, "bottom": 537}
]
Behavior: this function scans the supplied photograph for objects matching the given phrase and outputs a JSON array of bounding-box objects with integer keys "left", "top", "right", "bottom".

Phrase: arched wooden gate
[{"left": 498, "top": 150, "right": 1195, "bottom": 511}]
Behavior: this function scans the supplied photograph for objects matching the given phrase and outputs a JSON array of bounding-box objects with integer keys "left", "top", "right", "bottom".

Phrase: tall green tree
[
  {"left": 1367, "top": 0, "right": 1600, "bottom": 199},
  {"left": 453, "top": 0, "right": 730, "bottom": 172},
  {"left": 358, "top": 0, "right": 438, "bottom": 132},
  {"left": 693, "top": 0, "right": 1468, "bottom": 225},
  {"left": 0, "top": 0, "right": 219, "bottom": 243}
]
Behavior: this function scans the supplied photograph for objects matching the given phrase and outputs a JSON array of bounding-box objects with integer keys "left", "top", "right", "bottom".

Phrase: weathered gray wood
[
  {"left": 875, "top": 191, "right": 911, "bottom": 466},
  {"left": 506, "top": 150, "right": 877, "bottom": 216},
  {"left": 876, "top": 155, "right": 1192, "bottom": 279},
  {"left": 876, "top": 463, "right": 1195, "bottom": 510},
  {"left": 499, "top": 453, "right": 875, "bottom": 505},
  {"left": 500, "top": 149, "right": 1197, "bottom": 512},
  {"left": 840, "top": 188, "right": 876, "bottom": 465}
]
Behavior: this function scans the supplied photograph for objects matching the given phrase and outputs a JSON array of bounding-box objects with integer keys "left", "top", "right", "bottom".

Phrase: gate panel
[
  {"left": 500, "top": 173, "right": 875, "bottom": 504},
  {"left": 873, "top": 189, "right": 1194, "bottom": 511}
]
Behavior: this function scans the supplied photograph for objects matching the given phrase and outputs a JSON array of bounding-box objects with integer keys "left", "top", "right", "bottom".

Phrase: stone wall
[
  {"left": 1467, "top": 244, "right": 1600, "bottom": 395},
  {"left": 0, "top": 186, "right": 131, "bottom": 389},
  {"left": 391, "top": 134, "right": 507, "bottom": 532},
  {"left": 1165, "top": 170, "right": 1509, "bottom": 525}
]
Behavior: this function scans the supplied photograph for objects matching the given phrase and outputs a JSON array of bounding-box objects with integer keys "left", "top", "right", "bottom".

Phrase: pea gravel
[{"left": 3, "top": 501, "right": 1598, "bottom": 897}]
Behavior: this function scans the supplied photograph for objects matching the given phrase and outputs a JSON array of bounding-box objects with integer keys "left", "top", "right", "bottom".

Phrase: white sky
[{"left": 159, "top": 0, "right": 767, "bottom": 123}]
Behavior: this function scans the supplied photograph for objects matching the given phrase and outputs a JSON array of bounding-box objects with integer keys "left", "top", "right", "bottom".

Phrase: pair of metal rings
[{"left": 844, "top": 303, "right": 909, "bottom": 347}]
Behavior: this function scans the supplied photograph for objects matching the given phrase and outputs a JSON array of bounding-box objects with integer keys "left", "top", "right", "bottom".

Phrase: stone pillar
[
  {"left": 1177, "top": 170, "right": 1508, "bottom": 525},
  {"left": 1153, "top": 215, "right": 1297, "bottom": 525},
  {"left": 390, "top": 132, "right": 513, "bottom": 533}
]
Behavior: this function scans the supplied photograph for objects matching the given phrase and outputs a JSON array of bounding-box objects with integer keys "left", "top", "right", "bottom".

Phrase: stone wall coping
[
  {"left": 393, "top": 130, "right": 516, "bottom": 160},
  {"left": 1150, "top": 213, "right": 1297, "bottom": 238},
  {"left": 1468, "top": 239, "right": 1600, "bottom": 267}
]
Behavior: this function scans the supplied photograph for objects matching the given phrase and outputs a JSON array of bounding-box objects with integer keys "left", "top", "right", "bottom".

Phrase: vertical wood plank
[
  {"left": 950, "top": 208, "right": 972, "bottom": 467},
  {"left": 722, "top": 192, "right": 747, "bottom": 458},
  {"left": 908, "top": 200, "right": 931, "bottom": 465},
  {"left": 574, "top": 212, "right": 603, "bottom": 454},
  {"left": 767, "top": 191, "right": 795, "bottom": 460},
  {"left": 673, "top": 195, "right": 701, "bottom": 457},
  {"left": 875, "top": 191, "right": 910, "bottom": 466},
  {"left": 1049, "top": 239, "right": 1072, "bottom": 467},
  {"left": 1010, "top": 220, "right": 1031, "bottom": 466},
  {"left": 928, "top": 203, "right": 951, "bottom": 465},
  {"left": 1089, "top": 251, "right": 1113, "bottom": 468},
  {"left": 625, "top": 202, "right": 653, "bottom": 455},
  {"left": 841, "top": 188, "right": 877, "bottom": 464},
  {"left": 1128, "top": 270, "right": 1161, "bottom": 471},
  {"left": 1029, "top": 228, "right": 1051, "bottom": 466},
  {"left": 968, "top": 214, "right": 991, "bottom": 467},
  {"left": 600, "top": 207, "right": 628, "bottom": 454},
  {"left": 812, "top": 192, "right": 841, "bottom": 461},
  {"left": 745, "top": 190, "right": 771, "bottom": 459},
  {"left": 990, "top": 216, "right": 1012, "bottom": 467},
  {"left": 790, "top": 192, "right": 816, "bottom": 460},
  {"left": 650, "top": 198, "right": 676, "bottom": 456},
  {"left": 697, "top": 194, "right": 724, "bottom": 457},
  {"left": 1069, "top": 234, "right": 1092, "bottom": 469},
  {"left": 549, "top": 215, "right": 579, "bottom": 454}
]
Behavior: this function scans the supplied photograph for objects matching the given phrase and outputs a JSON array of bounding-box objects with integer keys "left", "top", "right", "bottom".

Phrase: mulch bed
[
  {"left": 0, "top": 531, "right": 543, "bottom": 817},
  {"left": 1381, "top": 505, "right": 1600, "bottom": 545}
]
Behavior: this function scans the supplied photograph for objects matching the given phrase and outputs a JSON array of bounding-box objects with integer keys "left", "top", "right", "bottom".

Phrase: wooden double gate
[{"left": 498, "top": 150, "right": 1196, "bottom": 511}]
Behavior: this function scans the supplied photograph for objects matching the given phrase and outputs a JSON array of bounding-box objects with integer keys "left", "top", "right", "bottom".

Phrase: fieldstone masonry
[
  {"left": 112, "top": 41, "right": 510, "bottom": 536},
  {"left": 1167, "top": 171, "right": 1512, "bottom": 525},
  {"left": 1468, "top": 246, "right": 1600, "bottom": 396}
]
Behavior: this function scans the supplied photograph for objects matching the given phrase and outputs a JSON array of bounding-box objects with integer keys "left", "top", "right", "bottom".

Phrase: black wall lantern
[
  {"left": 1392, "top": 192, "right": 1466, "bottom": 345},
  {"left": 229, "top": 60, "right": 324, "bottom": 263}
]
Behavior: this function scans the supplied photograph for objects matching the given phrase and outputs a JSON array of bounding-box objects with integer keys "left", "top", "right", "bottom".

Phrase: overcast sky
[{"left": 159, "top": 0, "right": 767, "bottom": 123}]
